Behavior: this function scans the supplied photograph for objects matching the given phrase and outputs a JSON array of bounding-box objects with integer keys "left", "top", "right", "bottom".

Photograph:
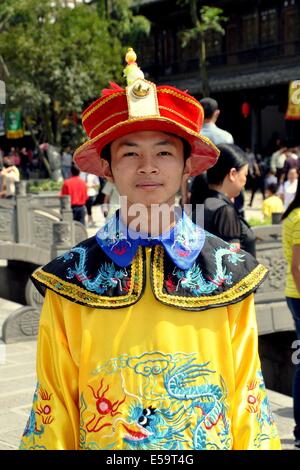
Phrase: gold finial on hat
[
  {"left": 123, "top": 47, "right": 145, "bottom": 86},
  {"left": 132, "top": 82, "right": 150, "bottom": 97},
  {"left": 125, "top": 47, "right": 137, "bottom": 64}
]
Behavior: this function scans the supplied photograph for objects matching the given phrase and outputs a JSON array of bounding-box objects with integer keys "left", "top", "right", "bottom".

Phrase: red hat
[{"left": 74, "top": 49, "right": 219, "bottom": 176}]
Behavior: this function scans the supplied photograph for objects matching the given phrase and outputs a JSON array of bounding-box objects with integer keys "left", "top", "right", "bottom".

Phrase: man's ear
[
  {"left": 101, "top": 159, "right": 114, "bottom": 182},
  {"left": 213, "top": 109, "right": 220, "bottom": 121},
  {"left": 183, "top": 157, "right": 192, "bottom": 179}
]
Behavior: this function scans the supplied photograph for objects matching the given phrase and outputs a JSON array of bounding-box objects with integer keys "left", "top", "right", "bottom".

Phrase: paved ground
[{"left": 0, "top": 191, "right": 297, "bottom": 450}]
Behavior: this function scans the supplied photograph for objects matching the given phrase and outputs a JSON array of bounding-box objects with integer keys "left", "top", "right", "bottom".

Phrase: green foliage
[
  {"left": 200, "top": 6, "right": 227, "bottom": 34},
  {"left": 248, "top": 217, "right": 271, "bottom": 227},
  {"left": 0, "top": 0, "right": 124, "bottom": 147},
  {"left": 88, "top": 0, "right": 151, "bottom": 45},
  {"left": 180, "top": 2, "right": 227, "bottom": 47},
  {"left": 27, "top": 179, "right": 63, "bottom": 193},
  {"left": 177, "top": 1, "right": 227, "bottom": 96}
]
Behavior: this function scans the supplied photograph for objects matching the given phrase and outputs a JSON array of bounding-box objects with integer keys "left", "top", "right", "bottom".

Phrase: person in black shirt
[{"left": 192, "top": 144, "right": 256, "bottom": 257}]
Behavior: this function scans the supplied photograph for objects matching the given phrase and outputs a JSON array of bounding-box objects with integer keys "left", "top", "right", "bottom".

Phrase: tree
[
  {"left": 89, "top": 0, "right": 151, "bottom": 45},
  {"left": 178, "top": 1, "right": 227, "bottom": 97},
  {"left": 0, "top": 0, "right": 123, "bottom": 150}
]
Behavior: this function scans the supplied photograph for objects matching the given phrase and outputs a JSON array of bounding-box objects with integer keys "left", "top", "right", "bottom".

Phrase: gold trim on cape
[
  {"left": 151, "top": 245, "right": 268, "bottom": 309},
  {"left": 32, "top": 247, "right": 144, "bottom": 308}
]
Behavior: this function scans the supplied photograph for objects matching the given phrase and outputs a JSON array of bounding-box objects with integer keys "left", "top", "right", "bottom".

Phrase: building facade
[{"left": 138, "top": 0, "right": 300, "bottom": 154}]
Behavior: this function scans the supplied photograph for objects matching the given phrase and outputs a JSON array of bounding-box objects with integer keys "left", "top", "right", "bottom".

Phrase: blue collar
[{"left": 95, "top": 210, "right": 205, "bottom": 269}]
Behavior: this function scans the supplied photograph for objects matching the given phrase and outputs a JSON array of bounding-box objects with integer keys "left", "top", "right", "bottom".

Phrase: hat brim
[{"left": 73, "top": 117, "right": 219, "bottom": 177}]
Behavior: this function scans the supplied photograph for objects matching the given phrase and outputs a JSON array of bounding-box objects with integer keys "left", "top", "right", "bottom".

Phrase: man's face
[{"left": 104, "top": 131, "right": 189, "bottom": 207}]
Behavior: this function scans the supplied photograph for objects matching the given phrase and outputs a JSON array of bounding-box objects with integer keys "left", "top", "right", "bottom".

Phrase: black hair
[
  {"left": 71, "top": 164, "right": 80, "bottom": 176},
  {"left": 182, "top": 139, "right": 192, "bottom": 161},
  {"left": 199, "top": 97, "right": 219, "bottom": 119},
  {"left": 207, "top": 144, "right": 249, "bottom": 186},
  {"left": 266, "top": 183, "right": 278, "bottom": 195},
  {"left": 101, "top": 135, "right": 192, "bottom": 164},
  {"left": 101, "top": 143, "right": 111, "bottom": 162},
  {"left": 282, "top": 175, "right": 300, "bottom": 220}
]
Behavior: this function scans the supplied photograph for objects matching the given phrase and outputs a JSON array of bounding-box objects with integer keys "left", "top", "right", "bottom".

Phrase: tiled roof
[{"left": 166, "top": 65, "right": 300, "bottom": 94}]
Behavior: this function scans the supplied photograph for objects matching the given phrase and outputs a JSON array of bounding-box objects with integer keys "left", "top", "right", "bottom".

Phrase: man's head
[
  {"left": 200, "top": 97, "right": 220, "bottom": 123},
  {"left": 3, "top": 156, "right": 13, "bottom": 168},
  {"left": 71, "top": 164, "right": 80, "bottom": 177},
  {"left": 102, "top": 130, "right": 190, "bottom": 207},
  {"left": 265, "top": 183, "right": 278, "bottom": 197},
  {"left": 73, "top": 49, "right": 219, "bottom": 184}
]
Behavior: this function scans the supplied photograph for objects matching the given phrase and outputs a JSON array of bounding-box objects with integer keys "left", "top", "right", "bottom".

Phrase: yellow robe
[{"left": 20, "top": 248, "right": 281, "bottom": 450}]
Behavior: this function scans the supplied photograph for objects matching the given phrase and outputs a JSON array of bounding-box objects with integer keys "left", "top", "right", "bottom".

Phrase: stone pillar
[
  {"left": 15, "top": 181, "right": 31, "bottom": 244},
  {"left": 60, "top": 195, "right": 75, "bottom": 245},
  {"left": 15, "top": 180, "right": 27, "bottom": 196},
  {"left": 51, "top": 221, "right": 73, "bottom": 259},
  {"left": 60, "top": 195, "right": 73, "bottom": 222}
]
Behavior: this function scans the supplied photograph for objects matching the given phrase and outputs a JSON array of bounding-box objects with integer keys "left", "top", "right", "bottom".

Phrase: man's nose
[{"left": 137, "top": 155, "right": 159, "bottom": 174}]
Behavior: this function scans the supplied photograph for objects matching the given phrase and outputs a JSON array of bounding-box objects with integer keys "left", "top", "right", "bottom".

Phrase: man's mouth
[{"left": 136, "top": 182, "right": 163, "bottom": 190}]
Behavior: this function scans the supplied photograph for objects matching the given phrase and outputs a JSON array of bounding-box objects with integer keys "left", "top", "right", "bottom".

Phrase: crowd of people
[{"left": 0, "top": 145, "right": 115, "bottom": 226}]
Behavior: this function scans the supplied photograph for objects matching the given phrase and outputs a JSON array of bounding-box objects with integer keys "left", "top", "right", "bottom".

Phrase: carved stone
[
  {"left": 252, "top": 225, "right": 295, "bottom": 336},
  {"left": 51, "top": 221, "right": 73, "bottom": 258},
  {"left": 74, "top": 221, "right": 89, "bottom": 244},
  {"left": 255, "top": 248, "right": 287, "bottom": 293},
  {"left": 0, "top": 208, "right": 15, "bottom": 241},
  {"left": 32, "top": 214, "right": 54, "bottom": 247},
  {"left": 2, "top": 306, "right": 40, "bottom": 343},
  {"left": 25, "top": 276, "right": 45, "bottom": 310},
  {"left": 53, "top": 221, "right": 72, "bottom": 245}
]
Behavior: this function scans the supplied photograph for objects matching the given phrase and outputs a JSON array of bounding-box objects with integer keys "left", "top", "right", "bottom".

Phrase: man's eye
[
  {"left": 158, "top": 151, "right": 172, "bottom": 156},
  {"left": 123, "top": 152, "right": 137, "bottom": 157}
]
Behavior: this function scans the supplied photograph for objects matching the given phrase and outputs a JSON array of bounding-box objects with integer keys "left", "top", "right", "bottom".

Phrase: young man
[
  {"left": 20, "top": 50, "right": 280, "bottom": 450},
  {"left": 199, "top": 97, "right": 234, "bottom": 146}
]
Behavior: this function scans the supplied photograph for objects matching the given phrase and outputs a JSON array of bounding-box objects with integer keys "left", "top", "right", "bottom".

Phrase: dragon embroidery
[
  {"left": 59, "top": 247, "right": 130, "bottom": 294},
  {"left": 167, "top": 246, "right": 245, "bottom": 295},
  {"left": 80, "top": 352, "right": 232, "bottom": 450}
]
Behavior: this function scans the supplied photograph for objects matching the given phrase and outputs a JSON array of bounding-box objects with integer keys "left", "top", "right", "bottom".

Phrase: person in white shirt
[
  {"left": 278, "top": 168, "right": 299, "bottom": 209},
  {"left": 200, "top": 97, "right": 234, "bottom": 145},
  {"left": 270, "top": 146, "right": 287, "bottom": 182},
  {"left": 101, "top": 180, "right": 120, "bottom": 218}
]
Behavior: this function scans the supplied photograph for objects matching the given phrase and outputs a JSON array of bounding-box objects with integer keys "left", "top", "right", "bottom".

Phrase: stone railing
[
  {"left": 0, "top": 182, "right": 88, "bottom": 342},
  {"left": 0, "top": 181, "right": 86, "bottom": 249},
  {"left": 253, "top": 224, "right": 295, "bottom": 335}
]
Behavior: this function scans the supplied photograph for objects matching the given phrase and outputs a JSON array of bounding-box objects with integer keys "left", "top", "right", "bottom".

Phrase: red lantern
[{"left": 241, "top": 102, "right": 250, "bottom": 118}]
